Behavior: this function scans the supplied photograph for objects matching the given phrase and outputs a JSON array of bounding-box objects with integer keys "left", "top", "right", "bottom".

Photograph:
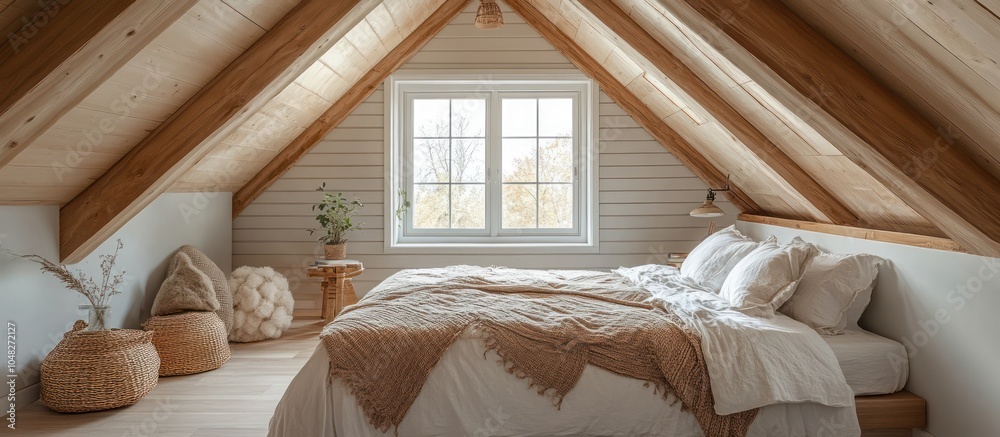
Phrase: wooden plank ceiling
[{"left": 1, "top": 0, "right": 1000, "bottom": 259}]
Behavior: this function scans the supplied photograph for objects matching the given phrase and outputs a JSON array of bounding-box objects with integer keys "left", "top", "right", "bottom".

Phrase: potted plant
[
  {"left": 309, "top": 183, "right": 364, "bottom": 260},
  {"left": 5, "top": 239, "right": 126, "bottom": 331}
]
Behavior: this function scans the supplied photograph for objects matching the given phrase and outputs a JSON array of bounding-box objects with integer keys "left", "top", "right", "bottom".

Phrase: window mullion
[
  {"left": 489, "top": 90, "right": 501, "bottom": 237},
  {"left": 535, "top": 99, "right": 540, "bottom": 229},
  {"left": 404, "top": 95, "right": 415, "bottom": 237},
  {"left": 448, "top": 100, "right": 453, "bottom": 229}
]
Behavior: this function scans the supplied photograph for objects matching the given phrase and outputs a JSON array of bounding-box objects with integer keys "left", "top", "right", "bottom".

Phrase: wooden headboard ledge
[{"left": 738, "top": 214, "right": 968, "bottom": 254}]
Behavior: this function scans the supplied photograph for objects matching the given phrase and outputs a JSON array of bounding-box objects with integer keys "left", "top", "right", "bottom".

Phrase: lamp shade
[{"left": 690, "top": 199, "right": 725, "bottom": 217}]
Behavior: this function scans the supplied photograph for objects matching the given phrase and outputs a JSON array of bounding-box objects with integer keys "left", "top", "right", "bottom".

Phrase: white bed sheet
[
  {"left": 269, "top": 266, "right": 860, "bottom": 436},
  {"left": 269, "top": 339, "right": 860, "bottom": 437},
  {"left": 823, "top": 330, "right": 909, "bottom": 396}
]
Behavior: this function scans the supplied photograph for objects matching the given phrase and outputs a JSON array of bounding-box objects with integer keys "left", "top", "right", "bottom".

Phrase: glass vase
[{"left": 84, "top": 305, "right": 111, "bottom": 332}]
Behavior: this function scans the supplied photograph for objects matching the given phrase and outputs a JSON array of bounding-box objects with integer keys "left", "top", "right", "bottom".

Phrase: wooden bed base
[{"left": 857, "top": 391, "right": 926, "bottom": 436}]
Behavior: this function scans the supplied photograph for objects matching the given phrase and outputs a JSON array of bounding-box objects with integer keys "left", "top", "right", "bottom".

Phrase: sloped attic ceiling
[
  {"left": 782, "top": 0, "right": 1000, "bottom": 180},
  {"left": 2, "top": 0, "right": 1000, "bottom": 261}
]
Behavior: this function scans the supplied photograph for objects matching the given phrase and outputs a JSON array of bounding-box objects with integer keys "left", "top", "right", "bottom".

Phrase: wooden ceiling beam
[
  {"left": 575, "top": 0, "right": 857, "bottom": 227},
  {"left": 504, "top": 0, "right": 760, "bottom": 214},
  {"left": 677, "top": 0, "right": 1000, "bottom": 257},
  {"left": 58, "top": 0, "right": 374, "bottom": 263},
  {"left": 0, "top": 0, "right": 197, "bottom": 169},
  {"left": 233, "top": 0, "right": 473, "bottom": 218}
]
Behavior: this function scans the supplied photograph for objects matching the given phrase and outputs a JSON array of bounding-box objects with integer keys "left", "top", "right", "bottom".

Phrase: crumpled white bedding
[
  {"left": 268, "top": 265, "right": 860, "bottom": 437},
  {"left": 617, "top": 264, "right": 856, "bottom": 415}
]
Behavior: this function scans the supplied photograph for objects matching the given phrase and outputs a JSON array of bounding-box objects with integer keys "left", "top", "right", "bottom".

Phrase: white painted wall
[
  {"left": 0, "top": 193, "right": 232, "bottom": 407},
  {"left": 232, "top": 2, "right": 735, "bottom": 316},
  {"left": 737, "top": 220, "right": 1000, "bottom": 437}
]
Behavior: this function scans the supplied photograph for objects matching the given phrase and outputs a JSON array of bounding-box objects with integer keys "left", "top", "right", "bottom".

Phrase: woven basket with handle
[
  {"left": 40, "top": 321, "right": 159, "bottom": 413},
  {"left": 143, "top": 311, "right": 231, "bottom": 376}
]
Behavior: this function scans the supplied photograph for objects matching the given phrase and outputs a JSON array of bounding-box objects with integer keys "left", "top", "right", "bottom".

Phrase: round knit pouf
[
  {"left": 41, "top": 321, "right": 159, "bottom": 413},
  {"left": 142, "top": 312, "right": 231, "bottom": 376},
  {"left": 228, "top": 266, "right": 294, "bottom": 342}
]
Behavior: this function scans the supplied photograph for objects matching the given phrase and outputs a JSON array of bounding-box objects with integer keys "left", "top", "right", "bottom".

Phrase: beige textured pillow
[
  {"left": 152, "top": 252, "right": 221, "bottom": 316},
  {"left": 720, "top": 239, "right": 817, "bottom": 317},
  {"left": 170, "top": 245, "right": 233, "bottom": 333},
  {"left": 779, "top": 240, "right": 884, "bottom": 334},
  {"left": 680, "top": 226, "right": 762, "bottom": 292}
]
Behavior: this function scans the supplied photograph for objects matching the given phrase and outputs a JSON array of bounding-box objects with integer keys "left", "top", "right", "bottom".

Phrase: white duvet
[{"left": 269, "top": 266, "right": 859, "bottom": 436}]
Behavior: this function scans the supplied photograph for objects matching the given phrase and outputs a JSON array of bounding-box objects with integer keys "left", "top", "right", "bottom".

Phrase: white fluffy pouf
[{"left": 228, "top": 266, "right": 295, "bottom": 342}]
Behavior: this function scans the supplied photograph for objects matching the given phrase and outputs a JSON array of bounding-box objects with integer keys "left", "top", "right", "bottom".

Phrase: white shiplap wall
[{"left": 233, "top": 2, "right": 736, "bottom": 316}]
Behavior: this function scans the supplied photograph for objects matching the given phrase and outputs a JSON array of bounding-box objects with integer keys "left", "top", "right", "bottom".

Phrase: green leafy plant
[
  {"left": 309, "top": 183, "right": 363, "bottom": 245},
  {"left": 395, "top": 189, "right": 411, "bottom": 227}
]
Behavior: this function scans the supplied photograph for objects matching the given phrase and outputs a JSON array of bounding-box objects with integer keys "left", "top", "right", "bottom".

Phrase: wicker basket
[
  {"left": 324, "top": 243, "right": 347, "bottom": 260},
  {"left": 142, "top": 312, "right": 231, "bottom": 376},
  {"left": 475, "top": 0, "right": 503, "bottom": 29},
  {"left": 41, "top": 321, "right": 159, "bottom": 413}
]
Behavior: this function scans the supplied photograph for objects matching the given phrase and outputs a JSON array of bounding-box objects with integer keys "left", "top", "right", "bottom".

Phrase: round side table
[{"left": 307, "top": 259, "right": 364, "bottom": 320}]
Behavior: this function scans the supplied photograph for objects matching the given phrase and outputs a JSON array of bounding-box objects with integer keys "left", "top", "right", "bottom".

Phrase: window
[{"left": 386, "top": 76, "right": 597, "bottom": 249}]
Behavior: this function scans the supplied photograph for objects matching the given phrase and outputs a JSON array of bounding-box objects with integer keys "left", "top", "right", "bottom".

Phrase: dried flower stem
[{"left": 3, "top": 239, "right": 126, "bottom": 308}]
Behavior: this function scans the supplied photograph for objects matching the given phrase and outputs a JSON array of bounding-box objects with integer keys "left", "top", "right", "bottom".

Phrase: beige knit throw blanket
[{"left": 320, "top": 266, "right": 759, "bottom": 436}]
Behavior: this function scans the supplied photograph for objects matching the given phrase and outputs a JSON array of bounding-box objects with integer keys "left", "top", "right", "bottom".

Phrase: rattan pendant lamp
[{"left": 475, "top": 0, "right": 504, "bottom": 29}]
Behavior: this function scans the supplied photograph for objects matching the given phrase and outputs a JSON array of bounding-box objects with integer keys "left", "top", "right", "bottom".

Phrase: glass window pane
[
  {"left": 502, "top": 138, "right": 537, "bottom": 183},
  {"left": 413, "top": 99, "right": 450, "bottom": 137},
  {"left": 452, "top": 139, "right": 485, "bottom": 183},
  {"left": 502, "top": 184, "right": 537, "bottom": 229},
  {"left": 413, "top": 184, "right": 450, "bottom": 229},
  {"left": 451, "top": 184, "right": 486, "bottom": 229},
  {"left": 539, "top": 137, "right": 573, "bottom": 183},
  {"left": 451, "top": 99, "right": 486, "bottom": 138},
  {"left": 502, "top": 98, "right": 537, "bottom": 137},
  {"left": 539, "top": 184, "right": 574, "bottom": 228},
  {"left": 538, "top": 98, "right": 573, "bottom": 137},
  {"left": 413, "top": 139, "right": 450, "bottom": 183}
]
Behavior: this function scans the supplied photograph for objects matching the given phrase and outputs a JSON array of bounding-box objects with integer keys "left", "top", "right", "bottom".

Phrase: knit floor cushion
[
  {"left": 229, "top": 266, "right": 294, "bottom": 342},
  {"left": 142, "top": 312, "right": 231, "bottom": 376},
  {"left": 172, "top": 245, "right": 234, "bottom": 334}
]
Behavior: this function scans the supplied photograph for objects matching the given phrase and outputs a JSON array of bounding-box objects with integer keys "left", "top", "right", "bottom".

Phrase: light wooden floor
[{"left": 16, "top": 318, "right": 326, "bottom": 436}]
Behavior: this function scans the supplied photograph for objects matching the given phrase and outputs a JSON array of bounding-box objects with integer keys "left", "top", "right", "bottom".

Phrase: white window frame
[{"left": 385, "top": 72, "right": 599, "bottom": 254}]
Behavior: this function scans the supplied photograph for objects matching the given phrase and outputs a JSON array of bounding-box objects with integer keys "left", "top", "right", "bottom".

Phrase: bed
[{"left": 269, "top": 260, "right": 920, "bottom": 437}]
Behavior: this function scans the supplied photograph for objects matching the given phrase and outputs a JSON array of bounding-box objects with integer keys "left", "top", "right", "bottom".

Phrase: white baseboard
[{"left": 913, "top": 429, "right": 934, "bottom": 437}]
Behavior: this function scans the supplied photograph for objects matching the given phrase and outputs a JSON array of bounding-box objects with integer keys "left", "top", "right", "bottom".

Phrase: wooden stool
[{"left": 307, "top": 260, "right": 364, "bottom": 320}]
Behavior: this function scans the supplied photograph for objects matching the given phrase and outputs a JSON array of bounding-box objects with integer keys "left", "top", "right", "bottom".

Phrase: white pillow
[
  {"left": 843, "top": 280, "right": 878, "bottom": 331},
  {"left": 680, "top": 226, "right": 761, "bottom": 292},
  {"left": 719, "top": 238, "right": 816, "bottom": 317},
  {"left": 776, "top": 238, "right": 883, "bottom": 333}
]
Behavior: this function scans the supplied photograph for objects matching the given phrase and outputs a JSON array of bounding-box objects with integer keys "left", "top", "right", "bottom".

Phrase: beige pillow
[
  {"left": 170, "top": 245, "right": 233, "bottom": 333},
  {"left": 843, "top": 280, "right": 878, "bottom": 331},
  {"left": 680, "top": 226, "right": 762, "bottom": 292},
  {"left": 780, "top": 241, "right": 883, "bottom": 334},
  {"left": 720, "top": 239, "right": 817, "bottom": 317},
  {"left": 152, "top": 252, "right": 220, "bottom": 316}
]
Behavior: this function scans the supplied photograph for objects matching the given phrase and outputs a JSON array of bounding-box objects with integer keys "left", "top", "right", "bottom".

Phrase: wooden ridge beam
[
  {"left": 232, "top": 0, "right": 473, "bottom": 218},
  {"left": 739, "top": 214, "right": 967, "bottom": 254},
  {"left": 504, "top": 0, "right": 760, "bottom": 214},
  {"left": 58, "top": 0, "right": 372, "bottom": 263},
  {"left": 0, "top": 0, "right": 197, "bottom": 169},
  {"left": 575, "top": 0, "right": 858, "bottom": 226},
  {"left": 679, "top": 0, "right": 1000, "bottom": 257}
]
